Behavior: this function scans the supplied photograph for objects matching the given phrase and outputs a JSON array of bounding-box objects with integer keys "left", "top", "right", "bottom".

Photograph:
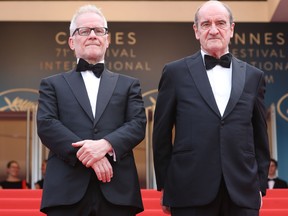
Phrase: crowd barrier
[{"left": 0, "top": 189, "right": 287, "bottom": 216}]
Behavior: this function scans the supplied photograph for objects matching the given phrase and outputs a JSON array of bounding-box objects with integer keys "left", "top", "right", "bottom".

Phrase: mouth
[
  {"left": 86, "top": 44, "right": 100, "bottom": 47},
  {"left": 208, "top": 37, "right": 221, "bottom": 41}
]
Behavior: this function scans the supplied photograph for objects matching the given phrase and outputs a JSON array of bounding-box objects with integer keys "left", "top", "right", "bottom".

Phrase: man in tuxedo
[
  {"left": 37, "top": 4, "right": 146, "bottom": 216},
  {"left": 153, "top": 1, "right": 270, "bottom": 216},
  {"left": 268, "top": 159, "right": 288, "bottom": 189}
]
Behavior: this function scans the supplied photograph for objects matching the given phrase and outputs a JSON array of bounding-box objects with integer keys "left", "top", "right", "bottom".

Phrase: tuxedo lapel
[
  {"left": 222, "top": 58, "right": 246, "bottom": 118},
  {"left": 94, "top": 69, "right": 118, "bottom": 126},
  {"left": 186, "top": 52, "right": 220, "bottom": 116},
  {"left": 63, "top": 71, "right": 94, "bottom": 122}
]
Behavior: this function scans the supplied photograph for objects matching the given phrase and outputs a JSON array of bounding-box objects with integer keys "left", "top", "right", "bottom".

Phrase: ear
[
  {"left": 193, "top": 24, "right": 200, "bottom": 40},
  {"left": 230, "top": 23, "right": 235, "bottom": 38},
  {"left": 68, "top": 37, "right": 75, "bottom": 50},
  {"left": 106, "top": 34, "right": 111, "bottom": 48}
]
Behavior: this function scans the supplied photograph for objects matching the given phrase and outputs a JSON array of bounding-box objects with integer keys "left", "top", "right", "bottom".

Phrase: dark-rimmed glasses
[{"left": 72, "top": 27, "right": 108, "bottom": 36}]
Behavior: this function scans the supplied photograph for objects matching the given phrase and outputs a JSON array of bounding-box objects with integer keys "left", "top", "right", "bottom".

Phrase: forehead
[
  {"left": 9, "top": 163, "right": 19, "bottom": 167},
  {"left": 75, "top": 12, "right": 105, "bottom": 27},
  {"left": 198, "top": 2, "right": 230, "bottom": 22}
]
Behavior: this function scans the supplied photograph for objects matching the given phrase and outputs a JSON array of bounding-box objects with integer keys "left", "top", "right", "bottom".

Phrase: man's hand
[
  {"left": 92, "top": 157, "right": 113, "bottom": 182},
  {"left": 72, "top": 139, "right": 112, "bottom": 167}
]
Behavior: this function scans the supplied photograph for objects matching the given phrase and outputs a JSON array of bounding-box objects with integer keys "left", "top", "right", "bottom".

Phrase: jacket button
[{"left": 94, "top": 128, "right": 98, "bottom": 133}]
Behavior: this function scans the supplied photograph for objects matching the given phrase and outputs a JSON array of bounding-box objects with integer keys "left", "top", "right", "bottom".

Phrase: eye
[
  {"left": 95, "top": 27, "right": 104, "bottom": 34},
  {"left": 201, "top": 22, "right": 211, "bottom": 30},
  {"left": 79, "top": 27, "right": 90, "bottom": 35},
  {"left": 216, "top": 21, "right": 228, "bottom": 29}
]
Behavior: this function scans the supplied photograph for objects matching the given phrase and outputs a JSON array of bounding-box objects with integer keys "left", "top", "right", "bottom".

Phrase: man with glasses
[
  {"left": 153, "top": 1, "right": 270, "bottom": 216},
  {"left": 37, "top": 4, "right": 146, "bottom": 216}
]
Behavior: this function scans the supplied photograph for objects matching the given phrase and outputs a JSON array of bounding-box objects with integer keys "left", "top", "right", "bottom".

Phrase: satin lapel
[
  {"left": 222, "top": 58, "right": 246, "bottom": 118},
  {"left": 94, "top": 70, "right": 118, "bottom": 126},
  {"left": 186, "top": 52, "right": 220, "bottom": 116},
  {"left": 63, "top": 70, "right": 94, "bottom": 122}
]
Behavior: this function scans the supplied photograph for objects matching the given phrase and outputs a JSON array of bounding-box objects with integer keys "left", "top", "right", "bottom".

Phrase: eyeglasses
[{"left": 72, "top": 27, "right": 108, "bottom": 36}]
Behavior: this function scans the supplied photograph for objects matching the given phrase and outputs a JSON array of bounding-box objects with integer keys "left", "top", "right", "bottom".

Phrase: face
[
  {"left": 269, "top": 161, "right": 277, "bottom": 176},
  {"left": 7, "top": 162, "right": 20, "bottom": 178},
  {"left": 69, "top": 12, "right": 109, "bottom": 64},
  {"left": 193, "top": 1, "right": 234, "bottom": 58}
]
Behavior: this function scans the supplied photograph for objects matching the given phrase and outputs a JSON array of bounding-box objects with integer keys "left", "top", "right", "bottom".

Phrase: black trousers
[
  {"left": 171, "top": 179, "right": 259, "bottom": 216},
  {"left": 45, "top": 174, "right": 137, "bottom": 216}
]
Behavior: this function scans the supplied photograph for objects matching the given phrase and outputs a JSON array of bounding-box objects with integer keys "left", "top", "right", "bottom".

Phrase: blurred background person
[
  {"left": 267, "top": 158, "right": 288, "bottom": 189},
  {"left": 0, "top": 160, "right": 30, "bottom": 189},
  {"left": 34, "top": 159, "right": 47, "bottom": 189}
]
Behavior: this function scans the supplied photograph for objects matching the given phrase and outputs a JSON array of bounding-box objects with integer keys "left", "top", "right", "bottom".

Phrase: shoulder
[
  {"left": 39, "top": 70, "right": 79, "bottom": 89},
  {"left": 105, "top": 69, "right": 139, "bottom": 83},
  {"left": 40, "top": 70, "right": 75, "bottom": 82},
  {"left": 232, "top": 56, "right": 264, "bottom": 75},
  {"left": 276, "top": 177, "right": 287, "bottom": 183},
  {"left": 166, "top": 52, "right": 201, "bottom": 68},
  {"left": 0, "top": 180, "right": 23, "bottom": 189},
  {"left": 163, "top": 52, "right": 202, "bottom": 77},
  {"left": 159, "top": 52, "right": 201, "bottom": 81}
]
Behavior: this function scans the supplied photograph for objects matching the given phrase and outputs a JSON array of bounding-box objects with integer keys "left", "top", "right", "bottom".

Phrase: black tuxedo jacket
[
  {"left": 37, "top": 69, "right": 146, "bottom": 213},
  {"left": 153, "top": 51, "right": 270, "bottom": 210},
  {"left": 268, "top": 177, "right": 288, "bottom": 188}
]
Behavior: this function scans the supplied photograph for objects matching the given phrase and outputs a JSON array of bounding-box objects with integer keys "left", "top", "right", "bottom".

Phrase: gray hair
[
  {"left": 69, "top": 5, "right": 108, "bottom": 36},
  {"left": 194, "top": 0, "right": 234, "bottom": 27}
]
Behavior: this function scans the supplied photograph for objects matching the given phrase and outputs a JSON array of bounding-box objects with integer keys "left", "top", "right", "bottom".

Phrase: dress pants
[
  {"left": 45, "top": 171, "right": 137, "bottom": 216},
  {"left": 171, "top": 178, "right": 259, "bottom": 216}
]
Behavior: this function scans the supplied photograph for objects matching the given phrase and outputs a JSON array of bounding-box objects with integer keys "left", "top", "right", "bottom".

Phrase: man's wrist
[
  {"left": 102, "top": 139, "right": 116, "bottom": 161},
  {"left": 101, "top": 139, "right": 112, "bottom": 151}
]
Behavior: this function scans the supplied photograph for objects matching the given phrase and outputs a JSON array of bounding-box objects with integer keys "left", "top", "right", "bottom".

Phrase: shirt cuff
[{"left": 108, "top": 149, "right": 116, "bottom": 162}]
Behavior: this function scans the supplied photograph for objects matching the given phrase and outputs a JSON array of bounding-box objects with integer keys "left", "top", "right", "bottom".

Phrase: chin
[{"left": 86, "top": 53, "right": 101, "bottom": 59}]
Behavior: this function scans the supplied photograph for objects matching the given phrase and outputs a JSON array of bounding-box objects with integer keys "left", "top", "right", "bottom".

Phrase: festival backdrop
[{"left": 0, "top": 22, "right": 287, "bottom": 182}]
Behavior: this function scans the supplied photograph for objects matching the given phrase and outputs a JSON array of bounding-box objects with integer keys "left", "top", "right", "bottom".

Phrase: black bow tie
[
  {"left": 204, "top": 53, "right": 232, "bottom": 70},
  {"left": 76, "top": 58, "right": 104, "bottom": 78}
]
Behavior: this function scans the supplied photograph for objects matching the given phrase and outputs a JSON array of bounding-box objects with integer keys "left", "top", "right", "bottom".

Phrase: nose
[
  {"left": 209, "top": 24, "right": 219, "bottom": 34},
  {"left": 88, "top": 29, "right": 98, "bottom": 37}
]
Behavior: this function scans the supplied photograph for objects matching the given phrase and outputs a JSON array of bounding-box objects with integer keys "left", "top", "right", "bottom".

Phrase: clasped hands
[{"left": 72, "top": 139, "right": 113, "bottom": 183}]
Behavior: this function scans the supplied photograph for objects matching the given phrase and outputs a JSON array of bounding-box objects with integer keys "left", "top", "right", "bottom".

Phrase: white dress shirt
[
  {"left": 78, "top": 59, "right": 103, "bottom": 118},
  {"left": 268, "top": 175, "right": 277, "bottom": 189},
  {"left": 201, "top": 51, "right": 232, "bottom": 116},
  {"left": 81, "top": 71, "right": 100, "bottom": 118}
]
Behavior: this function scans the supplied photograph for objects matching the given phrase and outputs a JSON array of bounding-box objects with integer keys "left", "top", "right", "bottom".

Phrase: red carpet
[{"left": 0, "top": 189, "right": 287, "bottom": 216}]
